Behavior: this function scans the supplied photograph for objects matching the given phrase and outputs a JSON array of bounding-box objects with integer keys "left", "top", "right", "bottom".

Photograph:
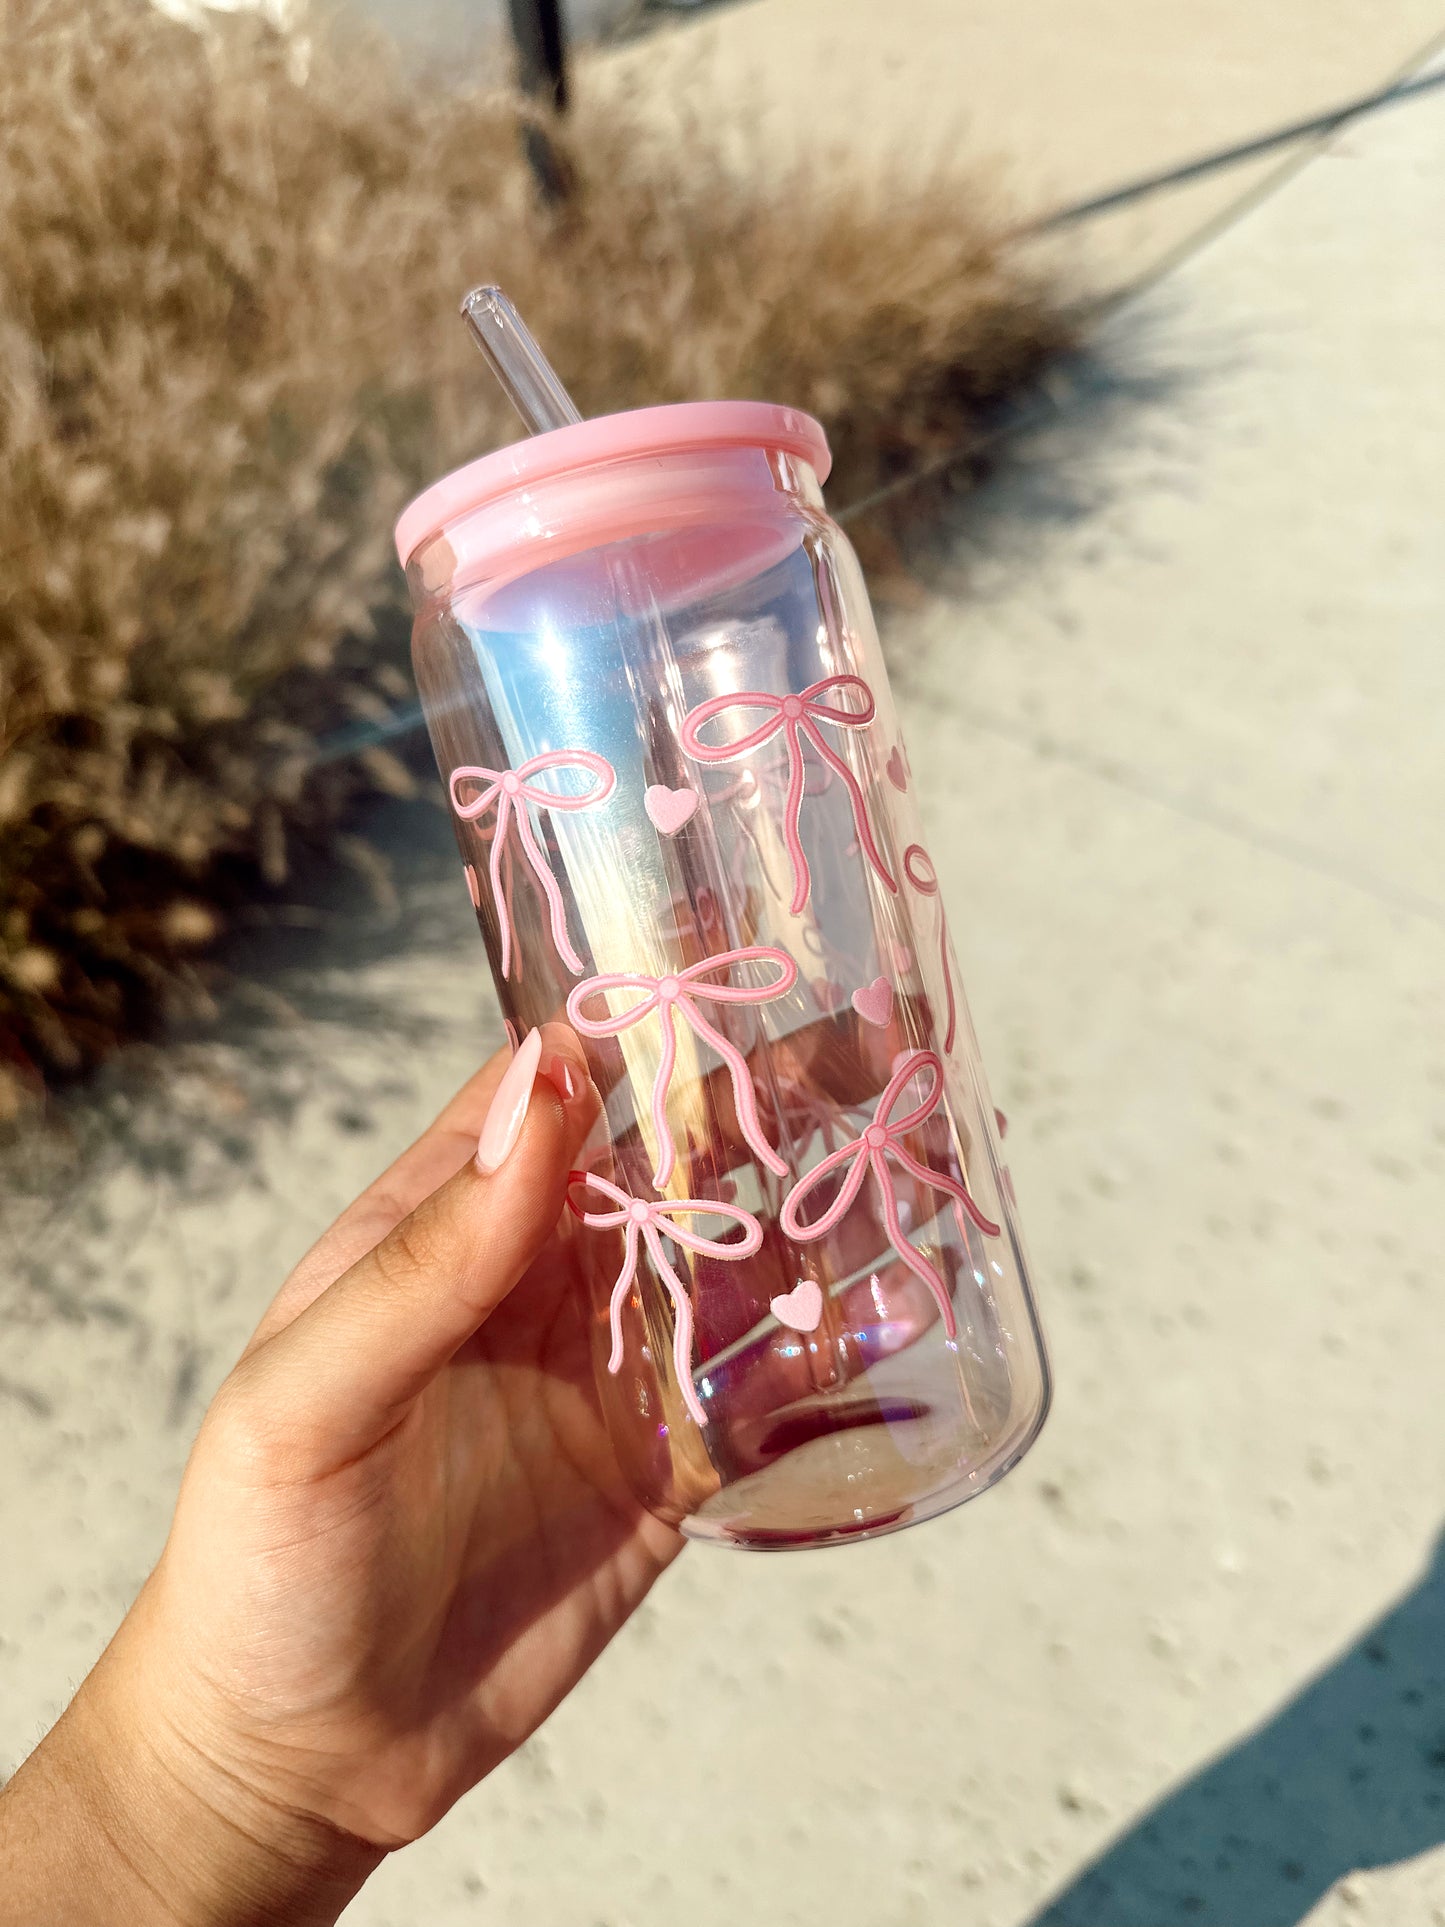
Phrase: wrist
[{"left": 1, "top": 1630, "right": 382, "bottom": 1927}]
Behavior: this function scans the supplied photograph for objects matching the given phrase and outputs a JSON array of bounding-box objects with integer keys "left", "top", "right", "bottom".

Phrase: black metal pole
[
  {"left": 506, "top": 0, "right": 572, "bottom": 202},
  {"left": 506, "top": 0, "right": 569, "bottom": 113}
]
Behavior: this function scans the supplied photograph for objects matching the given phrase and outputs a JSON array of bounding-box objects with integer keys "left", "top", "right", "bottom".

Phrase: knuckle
[
  {"left": 373, "top": 1204, "right": 445, "bottom": 1291},
  {"left": 203, "top": 1363, "right": 287, "bottom": 1474}
]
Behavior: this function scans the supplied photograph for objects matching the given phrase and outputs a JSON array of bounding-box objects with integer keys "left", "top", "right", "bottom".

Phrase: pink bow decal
[
  {"left": 780, "top": 1049, "right": 998, "bottom": 1337},
  {"left": 707, "top": 752, "right": 837, "bottom": 905},
  {"left": 903, "top": 844, "right": 958, "bottom": 1054},
  {"left": 680, "top": 676, "right": 898, "bottom": 915},
  {"left": 449, "top": 750, "right": 615, "bottom": 977},
  {"left": 566, "top": 946, "right": 798, "bottom": 1189},
  {"left": 567, "top": 1170, "right": 763, "bottom": 1428}
]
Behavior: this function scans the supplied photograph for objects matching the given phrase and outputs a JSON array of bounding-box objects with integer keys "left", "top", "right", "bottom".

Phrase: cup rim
[{"left": 393, "top": 400, "right": 831, "bottom": 568}]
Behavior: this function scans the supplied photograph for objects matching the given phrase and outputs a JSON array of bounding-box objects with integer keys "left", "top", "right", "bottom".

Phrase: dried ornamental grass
[{"left": 0, "top": 0, "right": 1072, "bottom": 1113}]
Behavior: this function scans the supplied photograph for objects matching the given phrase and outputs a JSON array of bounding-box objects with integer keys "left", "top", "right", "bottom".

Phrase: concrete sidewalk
[
  {"left": 3, "top": 28, "right": 1444, "bottom": 1927},
  {"left": 591, "top": 0, "right": 1444, "bottom": 288}
]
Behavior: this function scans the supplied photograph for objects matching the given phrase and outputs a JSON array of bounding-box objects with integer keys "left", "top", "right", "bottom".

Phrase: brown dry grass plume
[{"left": 0, "top": 0, "right": 1072, "bottom": 1114}]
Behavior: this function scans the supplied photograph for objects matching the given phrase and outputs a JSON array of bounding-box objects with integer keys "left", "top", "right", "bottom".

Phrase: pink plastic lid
[{"left": 393, "top": 400, "right": 831, "bottom": 567}]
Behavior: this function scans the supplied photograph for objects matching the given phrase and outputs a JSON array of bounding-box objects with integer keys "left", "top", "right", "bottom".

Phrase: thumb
[{"left": 230, "top": 1025, "right": 597, "bottom": 1471}]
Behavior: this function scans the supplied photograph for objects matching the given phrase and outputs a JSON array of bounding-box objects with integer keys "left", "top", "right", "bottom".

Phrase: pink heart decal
[
  {"left": 886, "top": 745, "right": 908, "bottom": 792},
  {"left": 770, "top": 1280, "right": 823, "bottom": 1332},
  {"left": 851, "top": 977, "right": 894, "bottom": 1028},
  {"left": 644, "top": 784, "right": 700, "bottom": 835},
  {"left": 890, "top": 940, "right": 914, "bottom": 974}
]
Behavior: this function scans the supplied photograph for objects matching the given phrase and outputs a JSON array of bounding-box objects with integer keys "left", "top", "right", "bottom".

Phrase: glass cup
[{"left": 397, "top": 402, "right": 1049, "bottom": 1548}]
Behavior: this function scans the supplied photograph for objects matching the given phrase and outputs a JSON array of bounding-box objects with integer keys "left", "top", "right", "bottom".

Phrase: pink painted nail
[
  {"left": 538, "top": 1049, "right": 580, "bottom": 1104},
  {"left": 476, "top": 1027, "right": 542, "bottom": 1174}
]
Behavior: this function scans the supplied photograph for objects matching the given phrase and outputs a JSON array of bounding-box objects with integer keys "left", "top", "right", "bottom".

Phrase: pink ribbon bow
[
  {"left": 680, "top": 676, "right": 898, "bottom": 915},
  {"left": 707, "top": 751, "right": 837, "bottom": 904},
  {"left": 567, "top": 1170, "right": 763, "bottom": 1428},
  {"left": 566, "top": 946, "right": 798, "bottom": 1190},
  {"left": 449, "top": 750, "right": 615, "bottom": 977},
  {"left": 903, "top": 843, "right": 957, "bottom": 1053},
  {"left": 779, "top": 1049, "right": 998, "bottom": 1337}
]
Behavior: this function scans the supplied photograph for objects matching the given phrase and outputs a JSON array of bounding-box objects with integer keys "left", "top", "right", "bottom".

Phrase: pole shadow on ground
[{"left": 1026, "top": 1527, "right": 1445, "bottom": 1925}]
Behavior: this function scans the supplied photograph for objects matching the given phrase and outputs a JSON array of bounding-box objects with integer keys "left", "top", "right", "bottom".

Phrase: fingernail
[
  {"left": 538, "top": 1049, "right": 581, "bottom": 1105},
  {"left": 476, "top": 1027, "right": 542, "bottom": 1174}
]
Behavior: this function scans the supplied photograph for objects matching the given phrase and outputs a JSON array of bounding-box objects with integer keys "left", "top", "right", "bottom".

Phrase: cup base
[{"left": 676, "top": 1385, "right": 1050, "bottom": 1551}]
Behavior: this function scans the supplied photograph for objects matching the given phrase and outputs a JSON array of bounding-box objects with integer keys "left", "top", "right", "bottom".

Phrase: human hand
[{"left": 0, "top": 1023, "right": 683, "bottom": 1925}]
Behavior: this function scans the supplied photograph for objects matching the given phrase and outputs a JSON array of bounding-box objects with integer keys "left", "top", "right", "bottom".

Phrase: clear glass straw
[{"left": 460, "top": 285, "right": 584, "bottom": 435}]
